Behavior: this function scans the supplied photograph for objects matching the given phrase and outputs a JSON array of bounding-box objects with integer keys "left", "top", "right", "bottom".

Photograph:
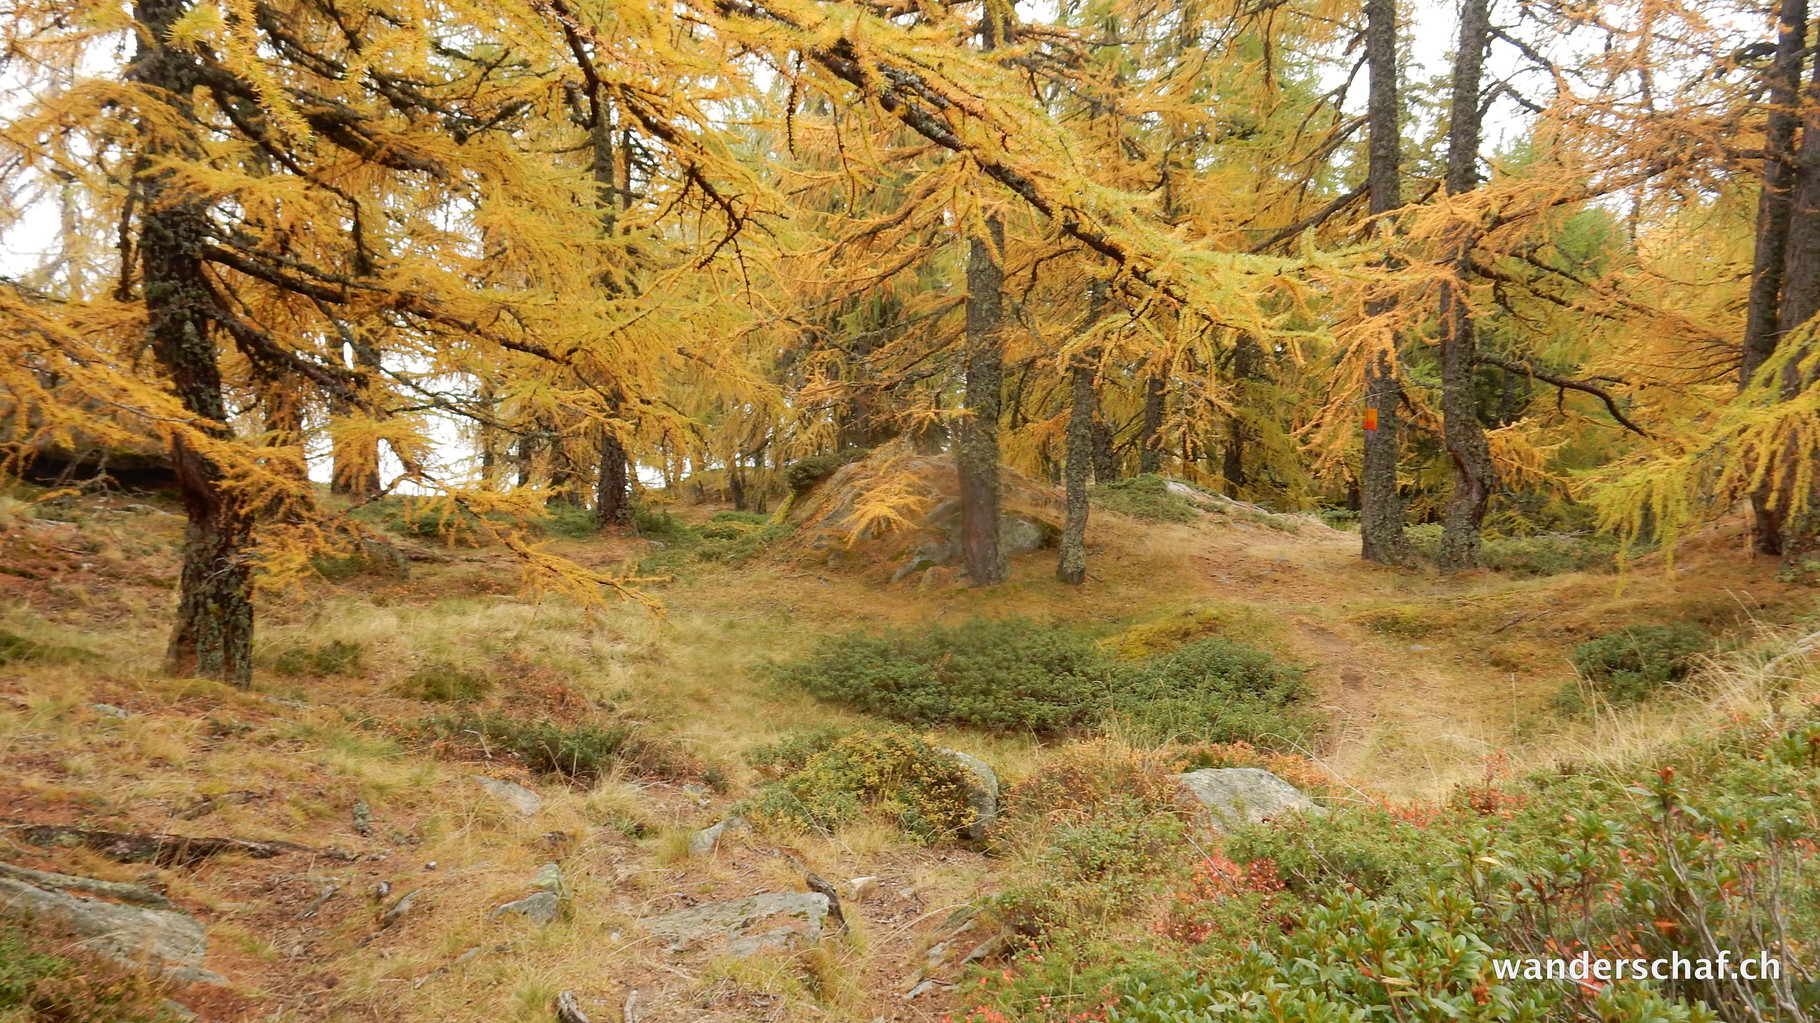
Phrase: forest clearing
[{"left": 4, "top": 0, "right": 1820, "bottom": 1019}]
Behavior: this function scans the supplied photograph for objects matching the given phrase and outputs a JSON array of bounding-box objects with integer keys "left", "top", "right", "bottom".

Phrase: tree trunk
[
  {"left": 1058, "top": 284, "right": 1108, "bottom": 585},
  {"left": 1743, "top": 0, "right": 1810, "bottom": 556},
  {"left": 546, "top": 425, "right": 584, "bottom": 508},
  {"left": 1137, "top": 373, "right": 1166, "bottom": 474},
  {"left": 1435, "top": 0, "right": 1495, "bottom": 574},
  {"left": 1224, "top": 336, "right": 1258, "bottom": 494},
  {"left": 1057, "top": 352, "right": 1095, "bottom": 585},
  {"left": 958, "top": 222, "right": 1009, "bottom": 586},
  {"left": 131, "top": 0, "right": 253, "bottom": 685},
  {"left": 595, "top": 427, "right": 632, "bottom": 528},
  {"left": 1773, "top": 51, "right": 1820, "bottom": 568},
  {"left": 1091, "top": 417, "right": 1117, "bottom": 482},
  {"left": 1359, "top": 0, "right": 1412, "bottom": 566}
]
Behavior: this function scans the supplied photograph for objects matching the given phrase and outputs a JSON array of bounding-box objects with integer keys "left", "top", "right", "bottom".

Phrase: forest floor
[{"left": 0, "top": 477, "right": 1808, "bottom": 1023}]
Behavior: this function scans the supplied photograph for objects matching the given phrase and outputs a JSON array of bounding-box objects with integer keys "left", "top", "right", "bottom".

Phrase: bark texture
[
  {"left": 1743, "top": 0, "right": 1810, "bottom": 556},
  {"left": 133, "top": 0, "right": 254, "bottom": 685},
  {"left": 958, "top": 222, "right": 1008, "bottom": 586},
  {"left": 1057, "top": 352, "right": 1096, "bottom": 585},
  {"left": 1435, "top": 0, "right": 1495, "bottom": 574},
  {"left": 1358, "top": 0, "right": 1412, "bottom": 566}
]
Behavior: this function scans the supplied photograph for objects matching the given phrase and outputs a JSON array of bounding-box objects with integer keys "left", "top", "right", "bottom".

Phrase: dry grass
[{"left": 0, "top": 488, "right": 1814, "bottom": 1020}]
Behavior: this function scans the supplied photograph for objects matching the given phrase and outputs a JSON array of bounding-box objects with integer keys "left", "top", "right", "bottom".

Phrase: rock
[
  {"left": 1408, "top": 644, "right": 1432, "bottom": 652},
  {"left": 531, "top": 861, "right": 565, "bottom": 895},
  {"left": 940, "top": 749, "right": 998, "bottom": 840},
  {"left": 0, "top": 861, "right": 176, "bottom": 910},
  {"left": 890, "top": 542, "right": 956, "bottom": 583},
  {"left": 471, "top": 775, "right": 542, "bottom": 815},
  {"left": 847, "top": 876, "right": 879, "bottom": 903},
  {"left": 998, "top": 515, "right": 1052, "bottom": 555},
  {"left": 686, "top": 816, "right": 749, "bottom": 856},
  {"left": 1172, "top": 768, "right": 1318, "bottom": 832},
  {"left": 904, "top": 980, "right": 941, "bottom": 1000},
  {"left": 0, "top": 875, "right": 219, "bottom": 981},
  {"left": 641, "top": 892, "right": 830, "bottom": 956},
  {"left": 490, "top": 891, "right": 561, "bottom": 926},
  {"left": 90, "top": 703, "right": 130, "bottom": 718}
]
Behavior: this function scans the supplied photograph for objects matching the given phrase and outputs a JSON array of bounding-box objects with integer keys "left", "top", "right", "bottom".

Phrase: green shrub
[
  {"left": 771, "top": 617, "right": 1105, "bottom": 732},
  {"left": 394, "top": 662, "right": 493, "bottom": 702},
  {"left": 995, "top": 794, "right": 1189, "bottom": 932},
  {"left": 776, "top": 620, "right": 1315, "bottom": 746},
  {"left": 272, "top": 639, "right": 365, "bottom": 677},
  {"left": 0, "top": 917, "right": 178, "bottom": 1022},
  {"left": 1090, "top": 474, "right": 1200, "bottom": 523},
  {"left": 1104, "top": 638, "right": 1315, "bottom": 750},
  {"left": 1405, "top": 524, "right": 1625, "bottom": 577},
  {"left": 1566, "top": 623, "right": 1713, "bottom": 705},
  {"left": 742, "top": 727, "right": 976, "bottom": 843},
  {"left": 0, "top": 630, "right": 87, "bottom": 666},
  {"left": 415, "top": 713, "right": 701, "bottom": 783},
  {"left": 638, "top": 515, "right": 787, "bottom": 573},
  {"left": 633, "top": 507, "right": 693, "bottom": 541},
  {"left": 783, "top": 450, "right": 868, "bottom": 493},
  {"left": 539, "top": 503, "right": 598, "bottom": 539},
  {"left": 349, "top": 496, "right": 486, "bottom": 544}
]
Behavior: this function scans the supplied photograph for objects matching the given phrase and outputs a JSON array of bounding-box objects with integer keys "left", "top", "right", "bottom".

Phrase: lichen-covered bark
[
  {"left": 958, "top": 223, "right": 1008, "bottom": 586},
  {"left": 1436, "top": 0, "right": 1494, "bottom": 574},
  {"left": 1358, "top": 0, "right": 1412, "bottom": 567},
  {"left": 1056, "top": 351, "right": 1095, "bottom": 585},
  {"left": 132, "top": 0, "right": 253, "bottom": 685}
]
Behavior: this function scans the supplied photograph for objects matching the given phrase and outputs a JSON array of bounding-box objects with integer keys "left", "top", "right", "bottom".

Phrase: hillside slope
[{"left": 0, "top": 474, "right": 1809, "bottom": 1023}]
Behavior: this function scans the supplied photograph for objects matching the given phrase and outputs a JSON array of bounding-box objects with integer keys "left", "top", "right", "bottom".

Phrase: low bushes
[
  {"left": 741, "top": 726, "right": 976, "bottom": 843},
  {"left": 637, "top": 510, "right": 787, "bottom": 572},
  {"left": 1558, "top": 623, "right": 1714, "bottom": 710},
  {"left": 414, "top": 712, "right": 704, "bottom": 783},
  {"left": 953, "top": 710, "right": 1820, "bottom": 1023},
  {"left": 392, "top": 662, "right": 493, "bottom": 702},
  {"left": 772, "top": 618, "right": 1314, "bottom": 749},
  {"left": 1089, "top": 474, "right": 1201, "bottom": 523},
  {"left": 1404, "top": 524, "right": 1625, "bottom": 576}
]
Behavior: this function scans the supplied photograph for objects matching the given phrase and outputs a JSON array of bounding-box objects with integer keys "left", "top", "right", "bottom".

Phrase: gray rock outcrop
[
  {"left": 0, "top": 874, "right": 224, "bottom": 984},
  {"left": 940, "top": 750, "right": 998, "bottom": 840},
  {"left": 1173, "top": 768, "right": 1318, "bottom": 832},
  {"left": 642, "top": 892, "right": 829, "bottom": 956}
]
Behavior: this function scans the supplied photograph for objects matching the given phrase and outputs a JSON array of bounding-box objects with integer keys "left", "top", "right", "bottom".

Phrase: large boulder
[
  {"left": 940, "top": 750, "right": 998, "bottom": 840},
  {"left": 0, "top": 875, "right": 223, "bottom": 984},
  {"left": 1173, "top": 768, "right": 1318, "bottom": 832},
  {"left": 642, "top": 892, "right": 830, "bottom": 957}
]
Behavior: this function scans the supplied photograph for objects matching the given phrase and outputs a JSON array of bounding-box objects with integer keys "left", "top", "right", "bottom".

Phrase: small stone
[
  {"left": 904, "top": 980, "right": 940, "bottom": 1000},
  {"left": 90, "top": 703, "right": 130, "bottom": 718},
  {"left": 471, "top": 775, "right": 542, "bottom": 815},
  {"left": 847, "top": 876, "right": 879, "bottom": 903},
  {"left": 352, "top": 801, "right": 372, "bottom": 836},
  {"left": 687, "top": 816, "right": 749, "bottom": 856},
  {"left": 641, "top": 892, "right": 829, "bottom": 957},
  {"left": 423, "top": 862, "right": 437, "bottom": 871},
  {"left": 531, "top": 862, "right": 565, "bottom": 895},
  {"left": 1408, "top": 644, "right": 1432, "bottom": 652}
]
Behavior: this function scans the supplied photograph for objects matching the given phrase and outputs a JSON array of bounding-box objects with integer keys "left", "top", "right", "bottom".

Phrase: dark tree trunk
[
  {"left": 958, "top": 222, "right": 1009, "bottom": 586},
  {"left": 1137, "top": 373, "right": 1166, "bottom": 474},
  {"left": 514, "top": 432, "right": 535, "bottom": 488},
  {"left": 1224, "top": 336, "right": 1258, "bottom": 494},
  {"left": 547, "top": 426, "right": 584, "bottom": 508},
  {"left": 131, "top": 0, "right": 253, "bottom": 685},
  {"left": 1773, "top": 52, "right": 1820, "bottom": 567},
  {"left": 1091, "top": 417, "right": 1117, "bottom": 482},
  {"left": 1435, "top": 0, "right": 1495, "bottom": 574},
  {"left": 1057, "top": 351, "right": 1096, "bottom": 585},
  {"left": 594, "top": 426, "right": 632, "bottom": 528},
  {"left": 1359, "top": 0, "right": 1412, "bottom": 566},
  {"left": 1743, "top": 0, "right": 1810, "bottom": 556}
]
